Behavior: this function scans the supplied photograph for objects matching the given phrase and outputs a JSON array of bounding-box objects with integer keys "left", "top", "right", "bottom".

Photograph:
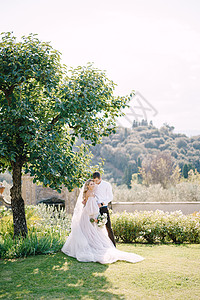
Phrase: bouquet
[{"left": 90, "top": 213, "right": 107, "bottom": 228}]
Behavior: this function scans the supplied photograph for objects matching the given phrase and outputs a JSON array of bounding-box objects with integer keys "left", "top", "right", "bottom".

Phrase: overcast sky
[{"left": 1, "top": 0, "right": 200, "bottom": 136}]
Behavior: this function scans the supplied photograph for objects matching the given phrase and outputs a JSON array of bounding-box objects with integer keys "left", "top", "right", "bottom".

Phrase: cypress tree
[
  {"left": 137, "top": 157, "right": 142, "bottom": 184},
  {"left": 183, "top": 164, "right": 189, "bottom": 178}
]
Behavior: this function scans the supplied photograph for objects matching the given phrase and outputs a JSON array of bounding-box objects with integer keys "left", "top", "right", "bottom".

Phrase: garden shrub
[
  {"left": 1, "top": 205, "right": 199, "bottom": 259},
  {"left": 165, "top": 211, "right": 189, "bottom": 244},
  {"left": 111, "top": 210, "right": 200, "bottom": 244},
  {"left": 112, "top": 212, "right": 142, "bottom": 243}
]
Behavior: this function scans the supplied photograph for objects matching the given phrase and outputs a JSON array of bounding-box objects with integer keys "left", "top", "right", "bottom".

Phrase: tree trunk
[{"left": 10, "top": 159, "right": 28, "bottom": 237}]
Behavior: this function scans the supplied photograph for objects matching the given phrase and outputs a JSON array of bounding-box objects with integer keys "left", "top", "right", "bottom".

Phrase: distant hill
[{"left": 91, "top": 123, "right": 200, "bottom": 185}]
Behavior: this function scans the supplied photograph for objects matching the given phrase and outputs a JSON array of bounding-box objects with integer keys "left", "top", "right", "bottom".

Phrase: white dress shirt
[{"left": 94, "top": 180, "right": 113, "bottom": 206}]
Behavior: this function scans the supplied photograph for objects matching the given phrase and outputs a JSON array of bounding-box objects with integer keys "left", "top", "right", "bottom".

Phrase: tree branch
[
  {"left": 2, "top": 85, "right": 15, "bottom": 106},
  {"left": 50, "top": 114, "right": 60, "bottom": 126},
  {"left": 49, "top": 114, "right": 81, "bottom": 133}
]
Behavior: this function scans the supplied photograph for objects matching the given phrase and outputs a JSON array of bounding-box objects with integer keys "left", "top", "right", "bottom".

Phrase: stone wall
[
  {"left": 22, "top": 174, "right": 79, "bottom": 214},
  {"left": 112, "top": 201, "right": 200, "bottom": 215}
]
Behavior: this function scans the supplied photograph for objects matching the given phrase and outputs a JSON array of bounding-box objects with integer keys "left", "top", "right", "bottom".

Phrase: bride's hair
[{"left": 83, "top": 179, "right": 94, "bottom": 201}]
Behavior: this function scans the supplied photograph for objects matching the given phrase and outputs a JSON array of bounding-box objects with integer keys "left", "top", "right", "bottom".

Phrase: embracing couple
[{"left": 61, "top": 172, "right": 144, "bottom": 264}]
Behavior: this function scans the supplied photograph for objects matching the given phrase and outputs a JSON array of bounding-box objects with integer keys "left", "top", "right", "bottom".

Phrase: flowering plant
[
  {"left": 111, "top": 210, "right": 200, "bottom": 244},
  {"left": 90, "top": 213, "right": 107, "bottom": 227}
]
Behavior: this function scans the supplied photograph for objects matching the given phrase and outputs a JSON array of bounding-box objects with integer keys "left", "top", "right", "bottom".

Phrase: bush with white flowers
[
  {"left": 111, "top": 210, "right": 200, "bottom": 244},
  {"left": 0, "top": 204, "right": 71, "bottom": 259}
]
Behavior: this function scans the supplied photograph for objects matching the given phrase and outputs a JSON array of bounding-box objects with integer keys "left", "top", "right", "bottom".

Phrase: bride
[{"left": 61, "top": 179, "right": 144, "bottom": 264}]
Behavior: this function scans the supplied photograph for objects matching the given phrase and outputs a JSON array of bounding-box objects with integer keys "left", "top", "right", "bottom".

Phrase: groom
[{"left": 93, "top": 171, "right": 116, "bottom": 247}]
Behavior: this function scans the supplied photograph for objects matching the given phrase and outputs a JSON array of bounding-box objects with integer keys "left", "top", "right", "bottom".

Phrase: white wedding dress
[{"left": 61, "top": 195, "right": 144, "bottom": 264}]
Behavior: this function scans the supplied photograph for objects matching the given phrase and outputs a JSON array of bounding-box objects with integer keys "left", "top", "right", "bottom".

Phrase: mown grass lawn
[{"left": 0, "top": 244, "right": 199, "bottom": 299}]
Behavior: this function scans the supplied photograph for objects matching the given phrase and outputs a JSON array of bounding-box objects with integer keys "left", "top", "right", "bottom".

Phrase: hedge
[{"left": 111, "top": 210, "right": 200, "bottom": 244}]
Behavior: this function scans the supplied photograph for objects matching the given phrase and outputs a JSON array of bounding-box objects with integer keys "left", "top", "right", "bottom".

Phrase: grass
[{"left": 0, "top": 244, "right": 200, "bottom": 299}]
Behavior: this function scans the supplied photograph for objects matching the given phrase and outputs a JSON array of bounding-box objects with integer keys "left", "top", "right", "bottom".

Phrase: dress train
[{"left": 61, "top": 196, "right": 144, "bottom": 264}]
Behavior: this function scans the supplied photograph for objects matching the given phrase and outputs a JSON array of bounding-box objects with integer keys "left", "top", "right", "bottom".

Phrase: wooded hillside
[{"left": 91, "top": 123, "right": 200, "bottom": 185}]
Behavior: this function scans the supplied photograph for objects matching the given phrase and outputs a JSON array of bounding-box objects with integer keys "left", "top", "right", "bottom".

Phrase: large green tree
[{"left": 0, "top": 32, "right": 132, "bottom": 236}]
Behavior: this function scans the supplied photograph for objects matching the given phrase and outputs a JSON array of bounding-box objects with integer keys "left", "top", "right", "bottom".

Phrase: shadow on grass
[{"left": 0, "top": 251, "right": 125, "bottom": 299}]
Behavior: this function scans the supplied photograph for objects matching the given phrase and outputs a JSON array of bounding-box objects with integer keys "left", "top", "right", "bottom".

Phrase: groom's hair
[{"left": 93, "top": 171, "right": 101, "bottom": 179}]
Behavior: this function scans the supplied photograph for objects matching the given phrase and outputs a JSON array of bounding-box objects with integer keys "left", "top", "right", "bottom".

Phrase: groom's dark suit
[
  {"left": 100, "top": 205, "right": 116, "bottom": 247},
  {"left": 95, "top": 179, "right": 116, "bottom": 247}
]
